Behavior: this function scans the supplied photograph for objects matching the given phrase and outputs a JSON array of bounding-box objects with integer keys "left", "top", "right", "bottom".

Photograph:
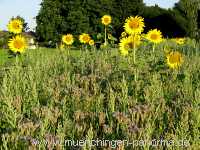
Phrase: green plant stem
[
  {"left": 15, "top": 54, "right": 19, "bottom": 66},
  {"left": 104, "top": 26, "right": 107, "bottom": 46},
  {"left": 132, "top": 35, "right": 137, "bottom": 82},
  {"left": 152, "top": 44, "right": 156, "bottom": 63},
  {"left": 132, "top": 35, "right": 136, "bottom": 64},
  {"left": 153, "top": 44, "right": 155, "bottom": 53}
]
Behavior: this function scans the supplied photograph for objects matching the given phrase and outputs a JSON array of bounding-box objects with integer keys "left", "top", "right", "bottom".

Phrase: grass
[
  {"left": 0, "top": 43, "right": 200, "bottom": 150},
  {"left": 0, "top": 49, "right": 12, "bottom": 67}
]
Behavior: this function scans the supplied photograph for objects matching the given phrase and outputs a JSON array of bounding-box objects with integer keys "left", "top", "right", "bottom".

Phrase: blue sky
[
  {"left": 144, "top": 0, "right": 179, "bottom": 8},
  {"left": 0, "top": 0, "right": 179, "bottom": 31},
  {"left": 0, "top": 0, "right": 41, "bottom": 31}
]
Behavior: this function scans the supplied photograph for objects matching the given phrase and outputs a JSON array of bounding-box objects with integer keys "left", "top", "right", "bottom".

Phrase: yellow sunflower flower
[
  {"left": 166, "top": 51, "right": 184, "bottom": 69},
  {"left": 108, "top": 34, "right": 112, "bottom": 40},
  {"left": 119, "top": 35, "right": 141, "bottom": 56},
  {"left": 62, "top": 34, "right": 74, "bottom": 45},
  {"left": 89, "top": 40, "right": 95, "bottom": 46},
  {"left": 124, "top": 16, "right": 145, "bottom": 35},
  {"left": 146, "top": 29, "right": 162, "bottom": 44},
  {"left": 101, "top": 15, "right": 112, "bottom": 26},
  {"left": 8, "top": 35, "right": 27, "bottom": 53},
  {"left": 174, "top": 38, "right": 185, "bottom": 45},
  {"left": 7, "top": 19, "right": 23, "bottom": 34},
  {"left": 59, "top": 43, "right": 65, "bottom": 50},
  {"left": 79, "top": 33, "right": 91, "bottom": 44},
  {"left": 120, "top": 32, "right": 127, "bottom": 38}
]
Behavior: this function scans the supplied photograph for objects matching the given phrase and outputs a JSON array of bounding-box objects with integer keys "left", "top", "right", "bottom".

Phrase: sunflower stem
[
  {"left": 104, "top": 26, "right": 107, "bottom": 46},
  {"left": 132, "top": 35, "right": 136, "bottom": 64},
  {"left": 133, "top": 45, "right": 136, "bottom": 64},
  {"left": 132, "top": 35, "right": 137, "bottom": 82},
  {"left": 152, "top": 44, "right": 156, "bottom": 63},
  {"left": 66, "top": 46, "right": 70, "bottom": 56},
  {"left": 153, "top": 44, "right": 155, "bottom": 53},
  {"left": 15, "top": 54, "right": 19, "bottom": 66}
]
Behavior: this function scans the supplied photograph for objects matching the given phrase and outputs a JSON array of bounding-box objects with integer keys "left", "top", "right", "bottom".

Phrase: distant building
[{"left": 0, "top": 31, "right": 37, "bottom": 49}]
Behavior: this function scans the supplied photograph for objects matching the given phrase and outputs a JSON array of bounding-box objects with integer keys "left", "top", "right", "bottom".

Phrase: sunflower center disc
[
  {"left": 13, "top": 40, "right": 24, "bottom": 49},
  {"left": 65, "top": 37, "right": 71, "bottom": 42},
  {"left": 169, "top": 55, "right": 180, "bottom": 64},
  {"left": 150, "top": 34, "right": 158, "bottom": 40},
  {"left": 13, "top": 22, "right": 20, "bottom": 29},
  {"left": 129, "top": 20, "right": 139, "bottom": 29},
  {"left": 104, "top": 18, "right": 109, "bottom": 24}
]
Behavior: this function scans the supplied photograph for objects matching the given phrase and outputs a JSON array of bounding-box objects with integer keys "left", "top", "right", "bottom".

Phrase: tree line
[{"left": 36, "top": 0, "right": 200, "bottom": 46}]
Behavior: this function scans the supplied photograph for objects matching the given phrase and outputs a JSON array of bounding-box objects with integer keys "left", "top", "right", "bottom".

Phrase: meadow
[
  {"left": 1, "top": 14, "right": 200, "bottom": 150},
  {"left": 0, "top": 37, "right": 200, "bottom": 149}
]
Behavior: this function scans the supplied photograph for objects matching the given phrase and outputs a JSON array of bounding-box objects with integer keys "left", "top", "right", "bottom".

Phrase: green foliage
[
  {"left": 173, "top": 0, "right": 200, "bottom": 39},
  {"left": 0, "top": 32, "right": 10, "bottom": 49},
  {"left": 0, "top": 41, "right": 200, "bottom": 149},
  {"left": 36, "top": 0, "right": 63, "bottom": 47},
  {"left": 36, "top": 0, "right": 144, "bottom": 46},
  {"left": 36, "top": 0, "right": 199, "bottom": 46},
  {"left": 142, "top": 4, "right": 188, "bottom": 38}
]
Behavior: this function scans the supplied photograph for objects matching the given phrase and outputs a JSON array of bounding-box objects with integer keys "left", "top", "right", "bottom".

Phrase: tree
[
  {"left": 142, "top": 5, "right": 187, "bottom": 38},
  {"left": 112, "top": 0, "right": 145, "bottom": 37},
  {"left": 36, "top": 0, "right": 63, "bottom": 46},
  {"left": 36, "top": 0, "right": 145, "bottom": 46},
  {"left": 173, "top": 0, "right": 200, "bottom": 39}
]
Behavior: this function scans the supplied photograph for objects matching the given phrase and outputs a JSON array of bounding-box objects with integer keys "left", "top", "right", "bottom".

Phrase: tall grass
[{"left": 0, "top": 42, "right": 200, "bottom": 149}]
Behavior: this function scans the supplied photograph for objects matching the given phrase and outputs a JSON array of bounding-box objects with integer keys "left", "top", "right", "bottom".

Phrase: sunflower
[
  {"left": 124, "top": 16, "right": 145, "bottom": 35},
  {"left": 119, "top": 35, "right": 141, "bottom": 56},
  {"left": 62, "top": 34, "right": 74, "bottom": 45},
  {"left": 7, "top": 19, "right": 23, "bottom": 34},
  {"left": 120, "top": 32, "right": 127, "bottom": 38},
  {"left": 8, "top": 35, "right": 27, "bottom": 53},
  {"left": 119, "top": 38, "right": 129, "bottom": 56},
  {"left": 108, "top": 34, "right": 112, "bottom": 40},
  {"left": 89, "top": 40, "right": 95, "bottom": 46},
  {"left": 79, "top": 33, "right": 91, "bottom": 44},
  {"left": 59, "top": 43, "right": 65, "bottom": 50},
  {"left": 101, "top": 15, "right": 112, "bottom": 26},
  {"left": 174, "top": 38, "right": 185, "bottom": 45},
  {"left": 146, "top": 29, "right": 162, "bottom": 44},
  {"left": 166, "top": 51, "right": 183, "bottom": 69}
]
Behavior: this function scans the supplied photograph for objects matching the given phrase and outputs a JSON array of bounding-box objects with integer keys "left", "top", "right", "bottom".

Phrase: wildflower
[
  {"left": 113, "top": 112, "right": 130, "bottom": 124},
  {"left": 99, "top": 112, "right": 106, "bottom": 125},
  {"left": 103, "top": 125, "right": 112, "bottom": 134},
  {"left": 128, "top": 123, "right": 140, "bottom": 133}
]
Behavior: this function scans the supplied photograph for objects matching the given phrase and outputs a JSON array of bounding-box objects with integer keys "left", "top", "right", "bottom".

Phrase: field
[{"left": 0, "top": 40, "right": 200, "bottom": 149}]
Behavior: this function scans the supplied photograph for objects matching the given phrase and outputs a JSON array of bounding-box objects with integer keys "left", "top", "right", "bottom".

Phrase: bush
[{"left": 0, "top": 32, "right": 10, "bottom": 49}]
